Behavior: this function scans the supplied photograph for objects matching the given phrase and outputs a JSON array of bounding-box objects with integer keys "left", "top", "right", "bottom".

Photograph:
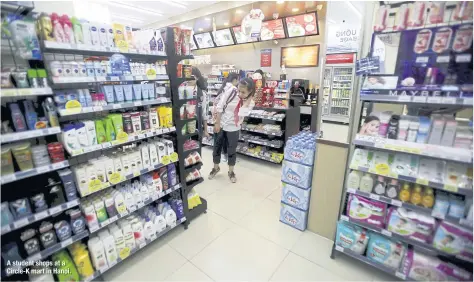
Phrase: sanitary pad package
[
  {"left": 402, "top": 249, "right": 473, "bottom": 281},
  {"left": 432, "top": 221, "right": 473, "bottom": 260},
  {"left": 335, "top": 220, "right": 370, "bottom": 255},
  {"left": 281, "top": 182, "right": 311, "bottom": 211},
  {"left": 347, "top": 194, "right": 387, "bottom": 228},
  {"left": 366, "top": 233, "right": 407, "bottom": 270},
  {"left": 281, "top": 160, "right": 312, "bottom": 189},
  {"left": 387, "top": 207, "right": 436, "bottom": 243},
  {"left": 279, "top": 202, "right": 307, "bottom": 231}
]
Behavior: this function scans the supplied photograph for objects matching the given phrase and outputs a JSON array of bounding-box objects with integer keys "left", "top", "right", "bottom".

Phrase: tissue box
[
  {"left": 279, "top": 202, "right": 307, "bottom": 231},
  {"left": 281, "top": 182, "right": 311, "bottom": 210},
  {"left": 284, "top": 146, "right": 315, "bottom": 166},
  {"left": 281, "top": 160, "right": 312, "bottom": 189}
]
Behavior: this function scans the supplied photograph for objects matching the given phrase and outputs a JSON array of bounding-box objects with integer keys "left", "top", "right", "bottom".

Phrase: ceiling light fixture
[
  {"left": 111, "top": 14, "right": 144, "bottom": 23},
  {"left": 224, "top": 22, "right": 229, "bottom": 26},
  {"left": 157, "top": 0, "right": 187, "bottom": 9},
  {"left": 205, "top": 17, "right": 211, "bottom": 21},
  {"left": 346, "top": 1, "right": 362, "bottom": 18},
  {"left": 277, "top": 0, "right": 285, "bottom": 4},
  {"left": 236, "top": 10, "right": 243, "bottom": 14},
  {"left": 292, "top": 8, "right": 299, "bottom": 12},
  {"left": 109, "top": 1, "right": 163, "bottom": 16}
]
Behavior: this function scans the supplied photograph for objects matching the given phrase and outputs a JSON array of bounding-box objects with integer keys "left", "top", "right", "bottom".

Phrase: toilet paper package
[
  {"left": 279, "top": 202, "right": 307, "bottom": 231},
  {"left": 281, "top": 160, "right": 312, "bottom": 189},
  {"left": 366, "top": 232, "right": 407, "bottom": 270},
  {"left": 387, "top": 207, "right": 436, "bottom": 243},
  {"left": 347, "top": 194, "right": 387, "bottom": 228},
  {"left": 432, "top": 221, "right": 473, "bottom": 260},
  {"left": 335, "top": 220, "right": 370, "bottom": 255},
  {"left": 281, "top": 182, "right": 311, "bottom": 211},
  {"left": 402, "top": 249, "right": 473, "bottom": 281}
]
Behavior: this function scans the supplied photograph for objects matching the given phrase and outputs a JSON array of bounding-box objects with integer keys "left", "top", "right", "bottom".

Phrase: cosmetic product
[
  {"left": 452, "top": 25, "right": 473, "bottom": 53},
  {"left": 432, "top": 27, "right": 453, "bottom": 53},
  {"left": 123, "top": 84, "right": 133, "bottom": 102},
  {"left": 414, "top": 29, "right": 432, "bottom": 54},
  {"left": 394, "top": 4, "right": 409, "bottom": 31},
  {"left": 397, "top": 118, "right": 410, "bottom": 141},
  {"left": 416, "top": 117, "right": 431, "bottom": 143},
  {"left": 387, "top": 115, "right": 400, "bottom": 139},
  {"left": 386, "top": 179, "right": 400, "bottom": 199},
  {"left": 407, "top": 119, "right": 419, "bottom": 142},
  {"left": 428, "top": 116, "right": 445, "bottom": 145},
  {"left": 440, "top": 118, "right": 457, "bottom": 147},
  {"left": 428, "top": 2, "right": 445, "bottom": 24},
  {"left": 378, "top": 112, "right": 392, "bottom": 137},
  {"left": 114, "top": 85, "right": 124, "bottom": 102}
]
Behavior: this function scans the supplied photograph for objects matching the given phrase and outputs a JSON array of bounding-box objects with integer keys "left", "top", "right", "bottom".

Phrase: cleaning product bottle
[
  {"left": 70, "top": 17, "right": 83, "bottom": 44},
  {"left": 359, "top": 173, "right": 374, "bottom": 193},
  {"left": 410, "top": 185, "right": 423, "bottom": 205},
  {"left": 61, "top": 15, "right": 74, "bottom": 44},
  {"left": 399, "top": 183, "right": 411, "bottom": 202},
  {"left": 95, "top": 120, "right": 107, "bottom": 144},
  {"left": 42, "top": 97, "right": 59, "bottom": 127},
  {"left": 422, "top": 187, "right": 435, "bottom": 208},
  {"left": 22, "top": 100, "right": 38, "bottom": 130},
  {"left": 9, "top": 103, "right": 27, "bottom": 132},
  {"left": 51, "top": 13, "right": 65, "bottom": 43}
]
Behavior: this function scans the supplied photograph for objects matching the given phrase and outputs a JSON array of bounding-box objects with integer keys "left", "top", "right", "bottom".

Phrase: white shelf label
[
  {"left": 109, "top": 215, "right": 118, "bottom": 222},
  {"left": 455, "top": 54, "right": 471, "bottom": 63},
  {"left": 436, "top": 56, "right": 450, "bottom": 63},
  {"left": 412, "top": 96, "right": 426, "bottom": 103},
  {"left": 61, "top": 237, "right": 74, "bottom": 247},
  {"left": 340, "top": 215, "right": 349, "bottom": 222},
  {"left": 442, "top": 97, "right": 456, "bottom": 104},
  {"left": 138, "top": 134, "right": 145, "bottom": 139},
  {"left": 124, "top": 75, "right": 134, "bottom": 81},
  {"left": 369, "top": 194, "right": 380, "bottom": 201},
  {"left": 93, "top": 106, "right": 103, "bottom": 112},
  {"left": 49, "top": 205, "right": 62, "bottom": 215},
  {"left": 335, "top": 245, "right": 344, "bottom": 252},
  {"left": 381, "top": 229, "right": 392, "bottom": 237},
  {"left": 416, "top": 56, "right": 429, "bottom": 63},
  {"left": 13, "top": 217, "right": 29, "bottom": 229},
  {"left": 110, "top": 76, "right": 120, "bottom": 81},
  {"left": 398, "top": 96, "right": 411, "bottom": 102},
  {"left": 134, "top": 101, "right": 143, "bottom": 106},
  {"left": 52, "top": 162, "right": 66, "bottom": 169},
  {"left": 139, "top": 242, "right": 146, "bottom": 248},
  {"left": 2, "top": 174, "right": 16, "bottom": 183},
  {"left": 36, "top": 165, "right": 50, "bottom": 173},
  {"left": 391, "top": 200, "right": 402, "bottom": 207},
  {"left": 34, "top": 211, "right": 49, "bottom": 221}
]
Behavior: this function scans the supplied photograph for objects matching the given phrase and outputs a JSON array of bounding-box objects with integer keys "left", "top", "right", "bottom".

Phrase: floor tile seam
[
  {"left": 267, "top": 250, "right": 291, "bottom": 281},
  {"left": 288, "top": 249, "right": 344, "bottom": 278}
]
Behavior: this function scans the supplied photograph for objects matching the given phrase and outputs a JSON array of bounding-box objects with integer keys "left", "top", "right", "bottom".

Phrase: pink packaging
[
  {"left": 346, "top": 194, "right": 387, "bottom": 228},
  {"left": 432, "top": 221, "right": 473, "bottom": 261},
  {"left": 386, "top": 207, "right": 435, "bottom": 243},
  {"left": 402, "top": 249, "right": 473, "bottom": 281}
]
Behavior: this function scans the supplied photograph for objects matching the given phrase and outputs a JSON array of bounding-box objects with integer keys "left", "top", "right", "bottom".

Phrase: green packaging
[
  {"left": 108, "top": 114, "right": 124, "bottom": 136},
  {"left": 104, "top": 118, "right": 116, "bottom": 141},
  {"left": 95, "top": 120, "right": 106, "bottom": 144}
]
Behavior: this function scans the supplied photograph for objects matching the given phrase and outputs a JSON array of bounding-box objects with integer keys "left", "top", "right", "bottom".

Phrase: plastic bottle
[
  {"left": 399, "top": 183, "right": 411, "bottom": 202},
  {"left": 51, "top": 13, "right": 65, "bottom": 43},
  {"left": 80, "top": 20, "right": 92, "bottom": 45},
  {"left": 385, "top": 179, "right": 400, "bottom": 199},
  {"left": 347, "top": 171, "right": 362, "bottom": 190},
  {"left": 9, "top": 103, "right": 27, "bottom": 132},
  {"left": 71, "top": 17, "right": 83, "bottom": 44},
  {"left": 87, "top": 237, "right": 108, "bottom": 271},
  {"left": 359, "top": 173, "right": 374, "bottom": 193},
  {"left": 373, "top": 176, "right": 386, "bottom": 195},
  {"left": 421, "top": 187, "right": 434, "bottom": 208},
  {"left": 22, "top": 100, "right": 38, "bottom": 130},
  {"left": 60, "top": 15, "right": 74, "bottom": 44}
]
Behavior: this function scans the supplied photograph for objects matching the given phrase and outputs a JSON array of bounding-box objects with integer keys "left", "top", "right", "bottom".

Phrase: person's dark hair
[
  {"left": 192, "top": 66, "right": 207, "bottom": 90},
  {"left": 238, "top": 77, "right": 256, "bottom": 98},
  {"left": 217, "top": 72, "right": 239, "bottom": 95},
  {"left": 363, "top": 115, "right": 380, "bottom": 124},
  {"left": 254, "top": 69, "right": 264, "bottom": 77}
]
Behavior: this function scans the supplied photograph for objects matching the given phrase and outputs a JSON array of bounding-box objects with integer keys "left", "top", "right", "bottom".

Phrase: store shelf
[
  {"left": 83, "top": 217, "right": 186, "bottom": 282},
  {"left": 331, "top": 97, "right": 350, "bottom": 99},
  {"left": 80, "top": 160, "right": 178, "bottom": 197},
  {"left": 247, "top": 114, "right": 284, "bottom": 121},
  {"left": 187, "top": 198, "right": 207, "bottom": 222},
  {"left": 51, "top": 75, "right": 169, "bottom": 88},
  {"left": 1, "top": 160, "right": 69, "bottom": 185},
  {"left": 340, "top": 215, "right": 473, "bottom": 263},
  {"left": 240, "top": 137, "right": 283, "bottom": 148},
  {"left": 184, "top": 162, "right": 202, "bottom": 174},
  {"left": 43, "top": 41, "right": 167, "bottom": 58},
  {"left": 1, "top": 127, "right": 61, "bottom": 143},
  {"left": 186, "top": 178, "right": 204, "bottom": 191},
  {"left": 89, "top": 184, "right": 182, "bottom": 233},
  {"left": 275, "top": 89, "right": 289, "bottom": 93},
  {"left": 331, "top": 105, "right": 349, "bottom": 108},
  {"left": 360, "top": 94, "right": 473, "bottom": 106},
  {"left": 236, "top": 148, "right": 282, "bottom": 164},
  {"left": 241, "top": 127, "right": 284, "bottom": 137},
  {"left": 69, "top": 127, "right": 176, "bottom": 157},
  {"left": 0, "top": 87, "right": 53, "bottom": 97},
  {"left": 349, "top": 166, "right": 472, "bottom": 196},
  {"left": 1, "top": 199, "right": 80, "bottom": 235},
  {"left": 346, "top": 189, "right": 472, "bottom": 228},
  {"left": 58, "top": 97, "right": 171, "bottom": 116},
  {"left": 334, "top": 245, "right": 406, "bottom": 280},
  {"left": 353, "top": 134, "right": 473, "bottom": 164},
  {"left": 253, "top": 106, "right": 288, "bottom": 111},
  {"left": 4, "top": 230, "right": 89, "bottom": 277}
]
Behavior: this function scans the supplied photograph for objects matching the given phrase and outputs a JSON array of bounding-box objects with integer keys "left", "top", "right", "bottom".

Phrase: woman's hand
[{"left": 214, "top": 124, "right": 221, "bottom": 133}]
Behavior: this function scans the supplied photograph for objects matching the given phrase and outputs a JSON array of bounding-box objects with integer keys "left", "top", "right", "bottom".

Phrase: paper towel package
[
  {"left": 281, "top": 160, "right": 312, "bottom": 189},
  {"left": 279, "top": 202, "right": 307, "bottom": 231},
  {"left": 281, "top": 182, "right": 311, "bottom": 211}
]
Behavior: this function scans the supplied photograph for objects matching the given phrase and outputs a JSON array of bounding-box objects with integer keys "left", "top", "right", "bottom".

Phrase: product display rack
[{"left": 331, "top": 4, "right": 473, "bottom": 280}]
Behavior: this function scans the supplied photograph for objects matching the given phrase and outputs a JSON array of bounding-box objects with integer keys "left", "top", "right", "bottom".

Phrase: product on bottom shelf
[
  {"left": 237, "top": 142, "right": 284, "bottom": 162},
  {"left": 281, "top": 160, "right": 313, "bottom": 189},
  {"left": 184, "top": 151, "right": 202, "bottom": 167},
  {"left": 335, "top": 220, "right": 370, "bottom": 255},
  {"left": 187, "top": 188, "right": 203, "bottom": 209},
  {"left": 366, "top": 232, "right": 407, "bottom": 270},
  {"left": 279, "top": 202, "right": 308, "bottom": 231},
  {"left": 185, "top": 169, "right": 202, "bottom": 183},
  {"left": 52, "top": 250, "right": 81, "bottom": 281},
  {"left": 346, "top": 194, "right": 387, "bottom": 228}
]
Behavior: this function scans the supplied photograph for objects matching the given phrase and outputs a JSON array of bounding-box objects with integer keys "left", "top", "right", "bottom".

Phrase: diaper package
[
  {"left": 432, "top": 221, "right": 473, "bottom": 260},
  {"left": 281, "top": 182, "right": 311, "bottom": 211},
  {"left": 347, "top": 194, "right": 387, "bottom": 228},
  {"left": 402, "top": 249, "right": 473, "bottom": 281},
  {"left": 366, "top": 233, "right": 407, "bottom": 270},
  {"left": 335, "top": 220, "right": 370, "bottom": 255},
  {"left": 387, "top": 207, "right": 436, "bottom": 243},
  {"left": 279, "top": 202, "right": 307, "bottom": 231},
  {"left": 281, "top": 160, "right": 312, "bottom": 189}
]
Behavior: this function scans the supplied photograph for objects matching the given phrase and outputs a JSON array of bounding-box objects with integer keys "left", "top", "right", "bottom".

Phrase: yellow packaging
[
  {"left": 112, "top": 23, "right": 128, "bottom": 52},
  {"left": 70, "top": 243, "right": 95, "bottom": 277},
  {"left": 158, "top": 106, "right": 173, "bottom": 128},
  {"left": 124, "top": 25, "right": 134, "bottom": 49}
]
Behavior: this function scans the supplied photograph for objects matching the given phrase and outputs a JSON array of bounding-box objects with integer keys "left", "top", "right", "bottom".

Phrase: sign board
[
  {"left": 356, "top": 57, "right": 381, "bottom": 76},
  {"left": 281, "top": 45, "right": 320, "bottom": 67},
  {"left": 327, "top": 23, "right": 360, "bottom": 54},
  {"left": 326, "top": 53, "right": 355, "bottom": 65},
  {"left": 260, "top": 49, "right": 272, "bottom": 67}
]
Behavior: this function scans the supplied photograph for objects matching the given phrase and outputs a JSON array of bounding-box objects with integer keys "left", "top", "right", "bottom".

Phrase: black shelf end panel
[{"left": 187, "top": 197, "right": 207, "bottom": 222}]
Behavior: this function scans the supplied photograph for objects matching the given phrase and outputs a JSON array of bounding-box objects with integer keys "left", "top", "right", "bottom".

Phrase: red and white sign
[
  {"left": 285, "top": 13, "right": 319, "bottom": 37},
  {"left": 260, "top": 49, "right": 272, "bottom": 67},
  {"left": 260, "top": 19, "right": 285, "bottom": 41},
  {"left": 326, "top": 53, "right": 355, "bottom": 64}
]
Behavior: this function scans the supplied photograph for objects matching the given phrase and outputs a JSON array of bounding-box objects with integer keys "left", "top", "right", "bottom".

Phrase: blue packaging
[
  {"left": 279, "top": 202, "right": 307, "bottom": 231},
  {"left": 167, "top": 163, "right": 177, "bottom": 187},
  {"left": 284, "top": 131, "right": 317, "bottom": 165},
  {"left": 366, "top": 232, "right": 407, "bottom": 270},
  {"left": 281, "top": 182, "right": 311, "bottom": 210},
  {"left": 281, "top": 160, "right": 312, "bottom": 189},
  {"left": 335, "top": 220, "right": 370, "bottom": 255}
]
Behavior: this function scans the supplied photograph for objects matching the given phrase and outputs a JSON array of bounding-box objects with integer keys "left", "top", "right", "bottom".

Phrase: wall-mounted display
[
  {"left": 260, "top": 19, "right": 286, "bottom": 41},
  {"left": 281, "top": 44, "right": 320, "bottom": 67},
  {"left": 190, "top": 38, "right": 198, "bottom": 50},
  {"left": 213, "top": 28, "right": 235, "bottom": 47},
  {"left": 285, "top": 12, "right": 319, "bottom": 38},
  {"left": 232, "top": 26, "right": 258, "bottom": 44},
  {"left": 194, "top": 32, "right": 215, "bottom": 49}
]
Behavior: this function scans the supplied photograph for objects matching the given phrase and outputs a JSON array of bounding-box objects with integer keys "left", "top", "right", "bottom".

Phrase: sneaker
[
  {"left": 228, "top": 171, "right": 237, "bottom": 183},
  {"left": 222, "top": 154, "right": 228, "bottom": 162},
  {"left": 208, "top": 167, "right": 220, "bottom": 180}
]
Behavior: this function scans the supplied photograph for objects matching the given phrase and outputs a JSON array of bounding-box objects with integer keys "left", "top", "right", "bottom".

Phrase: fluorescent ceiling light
[
  {"left": 198, "top": 28, "right": 203, "bottom": 31},
  {"left": 224, "top": 22, "right": 229, "bottom": 26},
  {"left": 236, "top": 10, "right": 243, "bottom": 14},
  {"left": 111, "top": 14, "right": 144, "bottom": 23},
  {"left": 277, "top": 0, "right": 285, "bottom": 4},
  {"left": 157, "top": 0, "right": 187, "bottom": 9},
  {"left": 109, "top": 1, "right": 163, "bottom": 16},
  {"left": 346, "top": 1, "right": 362, "bottom": 18},
  {"left": 292, "top": 8, "right": 299, "bottom": 12},
  {"left": 327, "top": 19, "right": 336, "bottom": 24}
]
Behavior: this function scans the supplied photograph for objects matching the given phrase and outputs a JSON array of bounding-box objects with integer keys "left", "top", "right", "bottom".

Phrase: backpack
[{"left": 212, "top": 87, "right": 237, "bottom": 122}]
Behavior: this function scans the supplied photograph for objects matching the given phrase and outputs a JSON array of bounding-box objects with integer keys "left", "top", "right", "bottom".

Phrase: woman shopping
[{"left": 209, "top": 75, "right": 255, "bottom": 183}]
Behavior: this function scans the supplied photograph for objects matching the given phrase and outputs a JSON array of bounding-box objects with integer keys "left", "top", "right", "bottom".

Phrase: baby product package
[
  {"left": 390, "top": 153, "right": 419, "bottom": 177},
  {"left": 402, "top": 249, "right": 473, "bottom": 281},
  {"left": 281, "top": 160, "right": 313, "bottom": 189},
  {"left": 335, "top": 220, "right": 370, "bottom": 255},
  {"left": 284, "top": 143, "right": 315, "bottom": 166},
  {"left": 432, "top": 221, "right": 473, "bottom": 260},
  {"left": 279, "top": 202, "right": 307, "bottom": 231},
  {"left": 387, "top": 207, "right": 436, "bottom": 243},
  {"left": 369, "top": 151, "right": 393, "bottom": 176},
  {"left": 281, "top": 182, "right": 311, "bottom": 211},
  {"left": 349, "top": 149, "right": 373, "bottom": 170},
  {"left": 347, "top": 194, "right": 387, "bottom": 228},
  {"left": 366, "top": 233, "right": 407, "bottom": 270}
]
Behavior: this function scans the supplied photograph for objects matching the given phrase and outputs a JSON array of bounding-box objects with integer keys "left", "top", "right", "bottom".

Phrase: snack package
[
  {"left": 335, "top": 220, "right": 370, "bottom": 255},
  {"left": 172, "top": 27, "right": 182, "bottom": 55},
  {"left": 386, "top": 207, "right": 435, "bottom": 243},
  {"left": 366, "top": 233, "right": 406, "bottom": 270},
  {"left": 346, "top": 194, "right": 387, "bottom": 228},
  {"left": 184, "top": 151, "right": 202, "bottom": 167},
  {"left": 185, "top": 169, "right": 201, "bottom": 182}
]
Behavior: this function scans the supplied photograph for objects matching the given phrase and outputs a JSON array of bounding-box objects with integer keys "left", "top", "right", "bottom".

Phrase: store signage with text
[
  {"left": 260, "top": 49, "right": 272, "bottom": 67},
  {"left": 260, "top": 19, "right": 285, "bottom": 41},
  {"left": 327, "top": 23, "right": 360, "bottom": 54},
  {"left": 326, "top": 53, "right": 355, "bottom": 64}
]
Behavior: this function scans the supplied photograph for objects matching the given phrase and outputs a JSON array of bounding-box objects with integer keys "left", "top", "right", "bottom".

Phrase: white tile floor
[{"left": 104, "top": 147, "right": 394, "bottom": 281}]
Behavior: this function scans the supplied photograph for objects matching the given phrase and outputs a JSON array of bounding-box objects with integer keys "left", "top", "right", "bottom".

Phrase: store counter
[{"left": 307, "top": 138, "right": 349, "bottom": 240}]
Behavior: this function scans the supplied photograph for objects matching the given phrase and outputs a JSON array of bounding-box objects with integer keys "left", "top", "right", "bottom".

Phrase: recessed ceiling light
[
  {"left": 156, "top": 0, "right": 187, "bottom": 9},
  {"left": 198, "top": 28, "right": 203, "bottom": 31},
  {"left": 236, "top": 10, "right": 243, "bottom": 14},
  {"left": 277, "top": 0, "right": 285, "bottom": 4},
  {"left": 292, "top": 8, "right": 299, "bottom": 12},
  {"left": 109, "top": 1, "right": 163, "bottom": 16},
  {"left": 224, "top": 22, "right": 229, "bottom": 26}
]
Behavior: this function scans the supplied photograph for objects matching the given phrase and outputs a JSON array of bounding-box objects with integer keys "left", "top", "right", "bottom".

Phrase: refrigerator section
[{"left": 322, "top": 67, "right": 332, "bottom": 115}]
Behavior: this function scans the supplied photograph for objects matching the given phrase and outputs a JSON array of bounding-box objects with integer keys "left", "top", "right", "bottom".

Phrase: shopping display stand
[
  {"left": 165, "top": 27, "right": 207, "bottom": 225},
  {"left": 331, "top": 3, "right": 473, "bottom": 280}
]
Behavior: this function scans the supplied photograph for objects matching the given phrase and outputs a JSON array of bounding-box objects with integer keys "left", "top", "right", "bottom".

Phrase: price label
[
  {"left": 138, "top": 134, "right": 145, "bottom": 139},
  {"left": 381, "top": 229, "right": 392, "bottom": 237},
  {"left": 442, "top": 97, "right": 456, "bottom": 104},
  {"left": 415, "top": 56, "right": 429, "bottom": 63},
  {"left": 2, "top": 174, "right": 17, "bottom": 183},
  {"left": 398, "top": 96, "right": 411, "bottom": 102},
  {"left": 101, "top": 219, "right": 110, "bottom": 226},
  {"left": 113, "top": 104, "right": 121, "bottom": 109},
  {"left": 134, "top": 101, "right": 143, "bottom": 106},
  {"left": 455, "top": 54, "right": 472, "bottom": 63},
  {"left": 369, "top": 194, "right": 381, "bottom": 201},
  {"left": 34, "top": 211, "right": 49, "bottom": 221},
  {"left": 95, "top": 76, "right": 106, "bottom": 82},
  {"left": 67, "top": 200, "right": 79, "bottom": 208},
  {"left": 416, "top": 178, "right": 429, "bottom": 185},
  {"left": 391, "top": 200, "right": 402, "bottom": 207},
  {"left": 335, "top": 245, "right": 344, "bottom": 252},
  {"left": 36, "top": 165, "right": 50, "bottom": 174},
  {"left": 163, "top": 128, "right": 170, "bottom": 133},
  {"left": 436, "top": 56, "right": 450, "bottom": 63},
  {"left": 110, "top": 76, "right": 120, "bottom": 81},
  {"left": 53, "top": 162, "right": 66, "bottom": 169},
  {"left": 61, "top": 238, "right": 74, "bottom": 247},
  {"left": 412, "top": 96, "right": 426, "bottom": 103},
  {"left": 158, "top": 191, "right": 165, "bottom": 198},
  {"left": 340, "top": 215, "right": 349, "bottom": 222},
  {"left": 109, "top": 260, "right": 117, "bottom": 267},
  {"left": 49, "top": 205, "right": 63, "bottom": 215},
  {"left": 463, "top": 98, "right": 473, "bottom": 105},
  {"left": 149, "top": 233, "right": 157, "bottom": 241},
  {"left": 139, "top": 242, "right": 146, "bottom": 249},
  {"left": 93, "top": 106, "right": 103, "bottom": 112},
  {"left": 102, "top": 142, "right": 112, "bottom": 149},
  {"left": 427, "top": 97, "right": 442, "bottom": 104},
  {"left": 124, "top": 75, "right": 134, "bottom": 81},
  {"left": 443, "top": 184, "right": 458, "bottom": 193},
  {"left": 13, "top": 217, "right": 29, "bottom": 229}
]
